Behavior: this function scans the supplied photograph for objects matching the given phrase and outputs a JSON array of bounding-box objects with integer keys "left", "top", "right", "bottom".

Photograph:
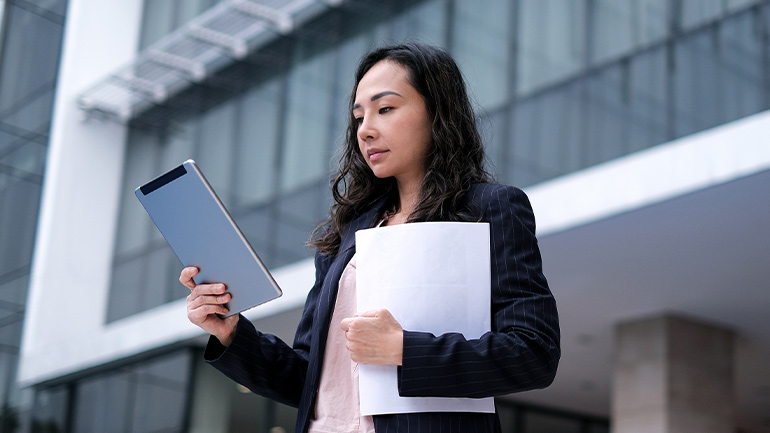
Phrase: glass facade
[
  {"left": 0, "top": 0, "right": 68, "bottom": 431},
  {"left": 109, "top": 0, "right": 770, "bottom": 322}
]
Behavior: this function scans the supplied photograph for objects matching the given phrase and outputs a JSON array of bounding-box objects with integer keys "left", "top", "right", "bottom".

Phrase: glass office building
[
  {"left": 3, "top": 0, "right": 770, "bottom": 432},
  {"left": 0, "top": 0, "right": 68, "bottom": 431}
]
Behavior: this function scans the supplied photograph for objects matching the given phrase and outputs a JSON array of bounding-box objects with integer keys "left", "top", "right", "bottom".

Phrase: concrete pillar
[{"left": 612, "top": 315, "right": 734, "bottom": 433}]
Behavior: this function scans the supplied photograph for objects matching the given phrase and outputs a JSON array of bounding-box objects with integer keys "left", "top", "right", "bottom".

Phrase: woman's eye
[
  {"left": 354, "top": 117, "right": 363, "bottom": 125},
  {"left": 379, "top": 107, "right": 393, "bottom": 114}
]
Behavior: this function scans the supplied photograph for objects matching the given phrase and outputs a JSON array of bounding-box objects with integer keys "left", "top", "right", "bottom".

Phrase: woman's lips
[{"left": 367, "top": 149, "right": 388, "bottom": 161}]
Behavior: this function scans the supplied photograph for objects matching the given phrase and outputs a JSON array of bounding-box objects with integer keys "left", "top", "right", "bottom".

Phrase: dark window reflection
[
  {"left": 673, "top": 9, "right": 765, "bottom": 138},
  {"left": 69, "top": 351, "right": 191, "bottom": 433},
  {"left": 495, "top": 400, "right": 608, "bottom": 433},
  {"left": 523, "top": 411, "right": 582, "bottom": 433},
  {"left": 31, "top": 386, "right": 69, "bottom": 433}
]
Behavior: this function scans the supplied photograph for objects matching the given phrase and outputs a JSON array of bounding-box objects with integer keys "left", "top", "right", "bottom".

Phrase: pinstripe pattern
[{"left": 205, "top": 183, "right": 560, "bottom": 433}]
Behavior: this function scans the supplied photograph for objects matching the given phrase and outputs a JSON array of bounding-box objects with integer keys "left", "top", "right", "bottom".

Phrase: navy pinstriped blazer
[{"left": 205, "top": 183, "right": 560, "bottom": 433}]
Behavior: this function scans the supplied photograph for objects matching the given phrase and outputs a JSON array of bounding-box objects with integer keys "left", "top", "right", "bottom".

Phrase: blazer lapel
[
  {"left": 313, "top": 197, "right": 388, "bottom": 359},
  {"left": 327, "top": 198, "right": 388, "bottom": 286}
]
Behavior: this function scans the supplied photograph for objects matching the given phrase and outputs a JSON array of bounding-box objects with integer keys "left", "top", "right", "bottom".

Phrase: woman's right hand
[{"left": 181, "top": 266, "right": 239, "bottom": 347}]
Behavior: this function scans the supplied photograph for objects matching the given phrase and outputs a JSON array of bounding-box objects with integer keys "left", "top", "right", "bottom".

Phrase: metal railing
[{"left": 77, "top": 0, "right": 342, "bottom": 122}]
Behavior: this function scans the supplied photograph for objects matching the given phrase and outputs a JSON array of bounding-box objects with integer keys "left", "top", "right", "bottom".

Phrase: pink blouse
[{"left": 308, "top": 255, "right": 376, "bottom": 433}]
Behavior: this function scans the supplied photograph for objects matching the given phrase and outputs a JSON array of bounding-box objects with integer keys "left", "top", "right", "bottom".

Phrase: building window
[
  {"left": 138, "top": 0, "right": 222, "bottom": 49},
  {"left": 31, "top": 385, "right": 69, "bottom": 433},
  {"left": 495, "top": 400, "right": 609, "bottom": 433},
  {"left": 679, "top": 0, "right": 759, "bottom": 30},
  {"left": 453, "top": 0, "right": 513, "bottom": 110},
  {"left": 672, "top": 7, "right": 766, "bottom": 138},
  {"left": 517, "top": 0, "right": 587, "bottom": 96},
  {"left": 32, "top": 350, "right": 193, "bottom": 433},
  {"left": 280, "top": 40, "right": 337, "bottom": 194},
  {"left": 589, "top": 0, "right": 668, "bottom": 64}
]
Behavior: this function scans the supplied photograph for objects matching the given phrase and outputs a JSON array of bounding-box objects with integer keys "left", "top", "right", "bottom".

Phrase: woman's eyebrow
[{"left": 352, "top": 91, "right": 402, "bottom": 110}]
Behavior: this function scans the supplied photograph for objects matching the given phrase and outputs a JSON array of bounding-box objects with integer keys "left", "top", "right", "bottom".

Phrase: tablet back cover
[{"left": 135, "top": 159, "right": 282, "bottom": 316}]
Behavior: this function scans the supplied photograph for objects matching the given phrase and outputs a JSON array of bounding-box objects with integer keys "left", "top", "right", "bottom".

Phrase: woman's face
[{"left": 353, "top": 60, "right": 432, "bottom": 188}]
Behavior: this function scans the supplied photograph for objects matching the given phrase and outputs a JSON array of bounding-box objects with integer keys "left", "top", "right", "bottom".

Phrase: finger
[
  {"left": 186, "top": 286, "right": 229, "bottom": 314},
  {"left": 187, "top": 303, "right": 229, "bottom": 323},
  {"left": 345, "top": 339, "right": 361, "bottom": 356},
  {"left": 179, "top": 267, "right": 199, "bottom": 289},
  {"left": 340, "top": 317, "right": 353, "bottom": 332},
  {"left": 187, "top": 292, "right": 231, "bottom": 310},
  {"left": 188, "top": 302, "right": 229, "bottom": 317},
  {"left": 190, "top": 283, "right": 227, "bottom": 297}
]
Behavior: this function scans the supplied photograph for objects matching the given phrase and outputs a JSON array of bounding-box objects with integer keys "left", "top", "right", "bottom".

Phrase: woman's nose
[{"left": 357, "top": 117, "right": 376, "bottom": 141}]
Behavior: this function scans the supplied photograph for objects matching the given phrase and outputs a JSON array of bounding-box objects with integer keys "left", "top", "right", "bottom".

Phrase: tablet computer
[{"left": 135, "top": 159, "right": 282, "bottom": 317}]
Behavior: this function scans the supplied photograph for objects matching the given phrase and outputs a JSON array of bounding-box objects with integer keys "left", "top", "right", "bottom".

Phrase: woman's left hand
[{"left": 341, "top": 309, "right": 404, "bottom": 366}]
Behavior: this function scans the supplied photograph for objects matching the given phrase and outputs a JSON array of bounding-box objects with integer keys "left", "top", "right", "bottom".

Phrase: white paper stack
[{"left": 355, "top": 222, "right": 495, "bottom": 415}]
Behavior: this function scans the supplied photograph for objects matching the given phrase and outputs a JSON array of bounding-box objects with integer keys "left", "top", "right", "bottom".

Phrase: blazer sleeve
[
  {"left": 203, "top": 249, "right": 332, "bottom": 408},
  {"left": 397, "top": 184, "right": 560, "bottom": 398}
]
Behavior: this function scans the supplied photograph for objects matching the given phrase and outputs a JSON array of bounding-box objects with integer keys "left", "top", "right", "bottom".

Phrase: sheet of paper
[{"left": 355, "top": 221, "right": 495, "bottom": 415}]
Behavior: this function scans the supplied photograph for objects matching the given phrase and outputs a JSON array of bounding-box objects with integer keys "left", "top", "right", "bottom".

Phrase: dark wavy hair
[{"left": 309, "top": 41, "right": 492, "bottom": 256}]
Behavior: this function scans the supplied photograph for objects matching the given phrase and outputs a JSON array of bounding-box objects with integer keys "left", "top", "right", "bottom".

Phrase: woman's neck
[{"left": 391, "top": 177, "right": 421, "bottom": 225}]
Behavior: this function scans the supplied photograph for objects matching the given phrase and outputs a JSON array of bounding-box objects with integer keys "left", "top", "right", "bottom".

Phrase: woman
[{"left": 183, "top": 42, "right": 560, "bottom": 433}]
